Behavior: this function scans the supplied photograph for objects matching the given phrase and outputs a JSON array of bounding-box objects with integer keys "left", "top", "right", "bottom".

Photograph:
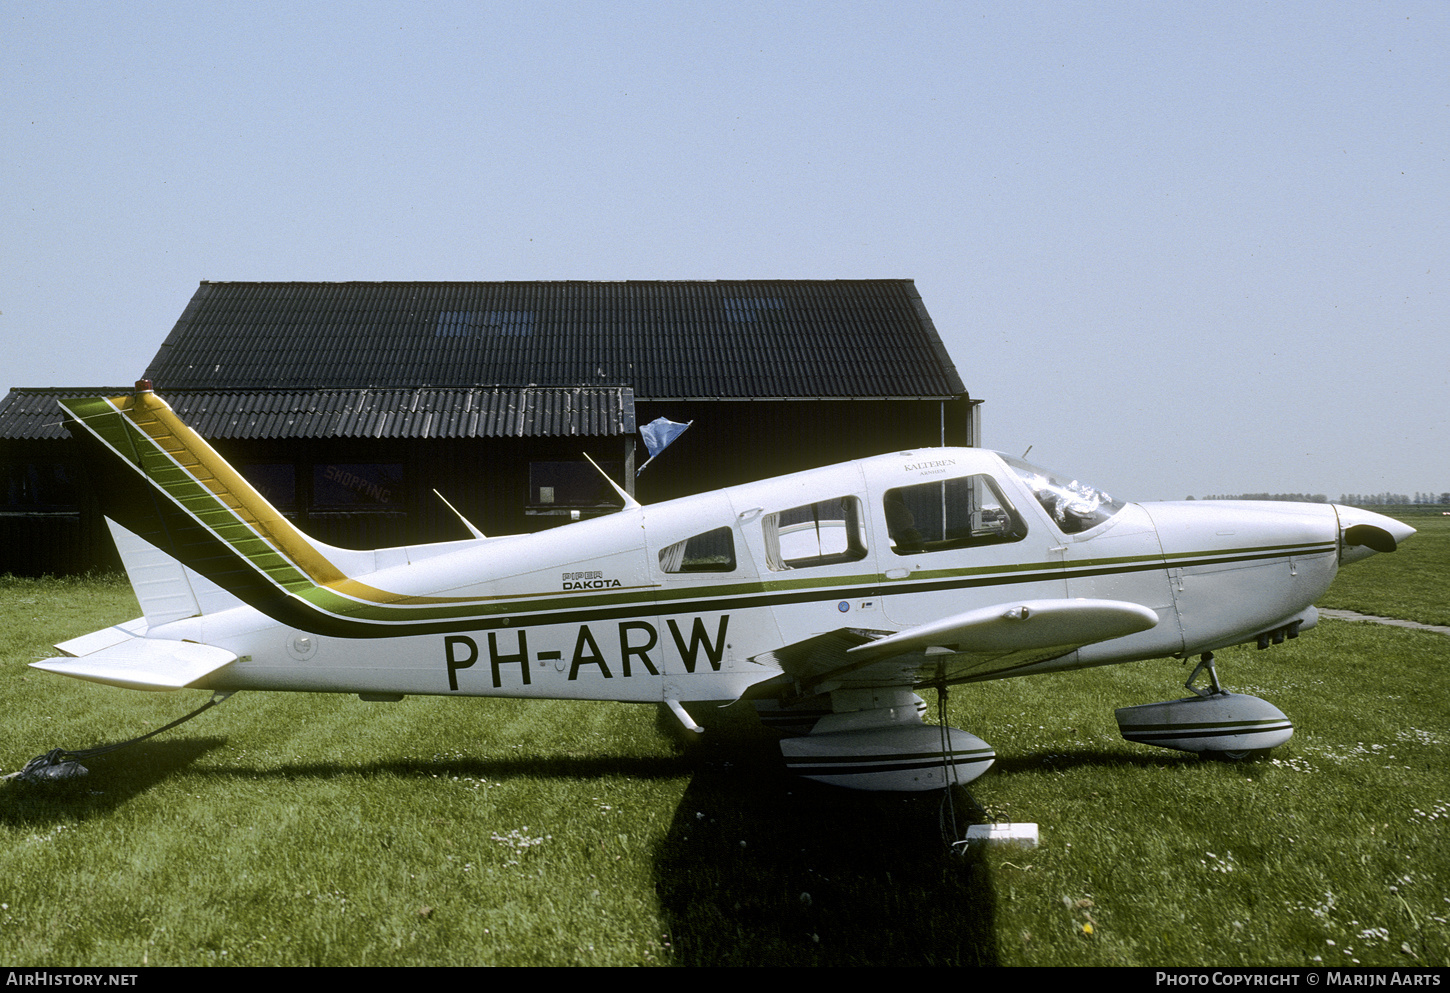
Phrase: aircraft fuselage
[{"left": 131, "top": 447, "right": 1399, "bottom": 704}]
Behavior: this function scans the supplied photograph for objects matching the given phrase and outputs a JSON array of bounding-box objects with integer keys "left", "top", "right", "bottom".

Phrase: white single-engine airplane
[{"left": 34, "top": 385, "right": 1414, "bottom": 791}]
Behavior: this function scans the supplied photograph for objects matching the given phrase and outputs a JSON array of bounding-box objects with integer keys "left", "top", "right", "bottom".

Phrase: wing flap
[
  {"left": 33, "top": 636, "right": 237, "bottom": 691},
  {"left": 850, "top": 598, "right": 1159, "bottom": 663}
]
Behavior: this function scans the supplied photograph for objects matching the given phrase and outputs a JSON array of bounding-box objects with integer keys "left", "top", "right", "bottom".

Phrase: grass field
[{"left": 1, "top": 513, "right": 1445, "bottom": 966}]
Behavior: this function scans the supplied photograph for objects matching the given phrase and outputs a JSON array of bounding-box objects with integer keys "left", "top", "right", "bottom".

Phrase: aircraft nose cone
[{"left": 1334, "top": 505, "right": 1416, "bottom": 563}]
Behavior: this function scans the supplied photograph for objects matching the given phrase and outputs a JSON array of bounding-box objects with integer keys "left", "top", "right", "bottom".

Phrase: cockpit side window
[
  {"left": 884, "top": 475, "right": 1026, "bottom": 555},
  {"left": 762, "top": 496, "right": 868, "bottom": 571},
  {"left": 659, "top": 526, "right": 737, "bottom": 573}
]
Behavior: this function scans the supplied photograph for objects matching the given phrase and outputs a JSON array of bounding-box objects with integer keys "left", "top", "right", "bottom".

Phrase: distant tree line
[
  {"left": 1195, "top": 492, "right": 1450, "bottom": 505},
  {"left": 1198, "top": 493, "right": 1329, "bottom": 503},
  {"left": 1336, "top": 492, "right": 1450, "bottom": 506}
]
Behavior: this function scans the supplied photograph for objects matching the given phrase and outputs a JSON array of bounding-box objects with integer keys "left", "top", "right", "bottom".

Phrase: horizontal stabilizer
[
  {"left": 53, "top": 617, "right": 150, "bottom": 658},
  {"left": 33, "top": 636, "right": 237, "bottom": 691}
]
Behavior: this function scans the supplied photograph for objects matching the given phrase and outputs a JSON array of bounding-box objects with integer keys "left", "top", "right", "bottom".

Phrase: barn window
[
  {"left": 0, "top": 462, "right": 77, "bottom": 511},
  {"left": 239, "top": 463, "right": 297, "bottom": 511},
  {"left": 436, "top": 311, "right": 534, "bottom": 337},
  {"left": 722, "top": 297, "right": 784, "bottom": 322},
  {"left": 528, "top": 460, "right": 624, "bottom": 511}
]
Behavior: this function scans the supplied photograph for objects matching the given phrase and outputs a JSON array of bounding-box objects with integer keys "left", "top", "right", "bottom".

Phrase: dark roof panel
[
  {"left": 0, "top": 387, "right": 133, "bottom": 441},
  {"left": 144, "top": 280, "right": 967, "bottom": 399},
  {"left": 0, "top": 387, "right": 635, "bottom": 442}
]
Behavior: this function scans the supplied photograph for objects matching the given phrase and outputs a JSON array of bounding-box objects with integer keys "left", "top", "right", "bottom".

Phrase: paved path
[{"left": 1318, "top": 608, "right": 1450, "bottom": 637}]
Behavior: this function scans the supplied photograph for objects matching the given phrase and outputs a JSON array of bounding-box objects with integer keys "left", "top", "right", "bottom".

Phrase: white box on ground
[{"left": 965, "top": 823, "right": 1039, "bottom": 847}]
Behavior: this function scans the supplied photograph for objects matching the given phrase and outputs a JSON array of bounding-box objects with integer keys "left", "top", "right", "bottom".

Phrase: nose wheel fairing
[
  {"left": 1115, "top": 692, "right": 1293, "bottom": 754},
  {"left": 1115, "top": 652, "right": 1293, "bottom": 755}
]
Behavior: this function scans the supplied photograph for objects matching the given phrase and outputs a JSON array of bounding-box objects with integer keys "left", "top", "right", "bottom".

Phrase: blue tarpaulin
[
  {"left": 638, "top": 417, "right": 693, "bottom": 474},
  {"left": 641, "top": 417, "right": 691, "bottom": 457}
]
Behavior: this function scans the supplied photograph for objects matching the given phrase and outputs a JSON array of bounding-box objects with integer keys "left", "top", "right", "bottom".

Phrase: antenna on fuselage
[
  {"left": 583, "top": 453, "right": 641, "bottom": 511},
  {"left": 433, "top": 489, "right": 486, "bottom": 539},
  {"left": 1021, "top": 445, "right": 1033, "bottom": 459}
]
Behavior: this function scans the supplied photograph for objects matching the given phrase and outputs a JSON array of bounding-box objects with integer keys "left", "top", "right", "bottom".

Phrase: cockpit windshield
[{"left": 1000, "top": 455, "right": 1126, "bottom": 534}]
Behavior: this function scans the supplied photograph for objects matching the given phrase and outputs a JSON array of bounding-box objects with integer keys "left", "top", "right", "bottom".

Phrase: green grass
[
  {"left": 944, "top": 623, "right": 1448, "bottom": 966},
  {"left": 1, "top": 564, "right": 1446, "bottom": 966}
]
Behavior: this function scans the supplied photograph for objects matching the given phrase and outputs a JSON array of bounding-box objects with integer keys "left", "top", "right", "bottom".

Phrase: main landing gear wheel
[{"left": 1211, "top": 748, "right": 1269, "bottom": 762}]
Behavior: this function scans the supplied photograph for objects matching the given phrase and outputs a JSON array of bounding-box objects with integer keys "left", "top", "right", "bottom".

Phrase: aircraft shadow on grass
[
  {"left": 3, "top": 704, "right": 1267, "bottom": 967},
  {"left": 649, "top": 711, "right": 1000, "bottom": 967}
]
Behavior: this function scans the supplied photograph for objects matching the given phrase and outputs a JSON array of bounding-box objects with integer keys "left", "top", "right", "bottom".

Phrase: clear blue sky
[{"left": 5, "top": 1, "right": 1445, "bottom": 501}]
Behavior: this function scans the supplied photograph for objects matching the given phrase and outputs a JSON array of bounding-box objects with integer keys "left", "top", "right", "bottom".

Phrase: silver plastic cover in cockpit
[{"left": 1000, "top": 455, "right": 1126, "bottom": 534}]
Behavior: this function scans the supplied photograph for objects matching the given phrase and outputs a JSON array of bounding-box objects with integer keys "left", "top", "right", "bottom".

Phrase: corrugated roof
[
  {"left": 0, "top": 388, "right": 132, "bottom": 441},
  {"left": 0, "top": 387, "right": 634, "bottom": 442},
  {"left": 144, "top": 280, "right": 968, "bottom": 399}
]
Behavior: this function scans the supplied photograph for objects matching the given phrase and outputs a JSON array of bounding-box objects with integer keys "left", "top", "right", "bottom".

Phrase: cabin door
[
  {"left": 879, "top": 471, "right": 1069, "bottom": 628},
  {"left": 643, "top": 498, "right": 764, "bottom": 702}
]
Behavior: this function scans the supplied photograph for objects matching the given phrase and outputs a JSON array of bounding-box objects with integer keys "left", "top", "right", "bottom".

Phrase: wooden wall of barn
[{"left": 0, "top": 440, "right": 121, "bottom": 576}]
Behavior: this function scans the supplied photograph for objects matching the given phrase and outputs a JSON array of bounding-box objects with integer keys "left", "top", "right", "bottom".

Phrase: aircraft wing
[
  {"left": 33, "top": 624, "right": 238, "bottom": 691},
  {"left": 753, "top": 598, "right": 1159, "bottom": 695}
]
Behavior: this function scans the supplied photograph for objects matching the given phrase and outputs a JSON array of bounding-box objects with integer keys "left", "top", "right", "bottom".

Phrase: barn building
[{"left": 1, "top": 280, "right": 978, "bottom": 575}]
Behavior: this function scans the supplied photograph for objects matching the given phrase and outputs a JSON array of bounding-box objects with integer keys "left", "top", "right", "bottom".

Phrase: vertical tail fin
[
  {"left": 61, "top": 388, "right": 350, "bottom": 582},
  {"left": 60, "top": 388, "right": 367, "bottom": 624},
  {"left": 60, "top": 386, "right": 491, "bottom": 638}
]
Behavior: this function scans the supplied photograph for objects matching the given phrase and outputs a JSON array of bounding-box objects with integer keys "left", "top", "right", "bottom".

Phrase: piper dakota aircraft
[{"left": 34, "top": 385, "right": 1414, "bottom": 791}]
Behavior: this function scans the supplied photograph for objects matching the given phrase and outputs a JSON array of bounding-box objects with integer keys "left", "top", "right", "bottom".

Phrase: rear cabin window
[
  {"left": 883, "top": 475, "right": 1026, "bottom": 555},
  {"left": 763, "top": 496, "right": 868, "bottom": 570},
  {"left": 659, "top": 526, "right": 737, "bottom": 573}
]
